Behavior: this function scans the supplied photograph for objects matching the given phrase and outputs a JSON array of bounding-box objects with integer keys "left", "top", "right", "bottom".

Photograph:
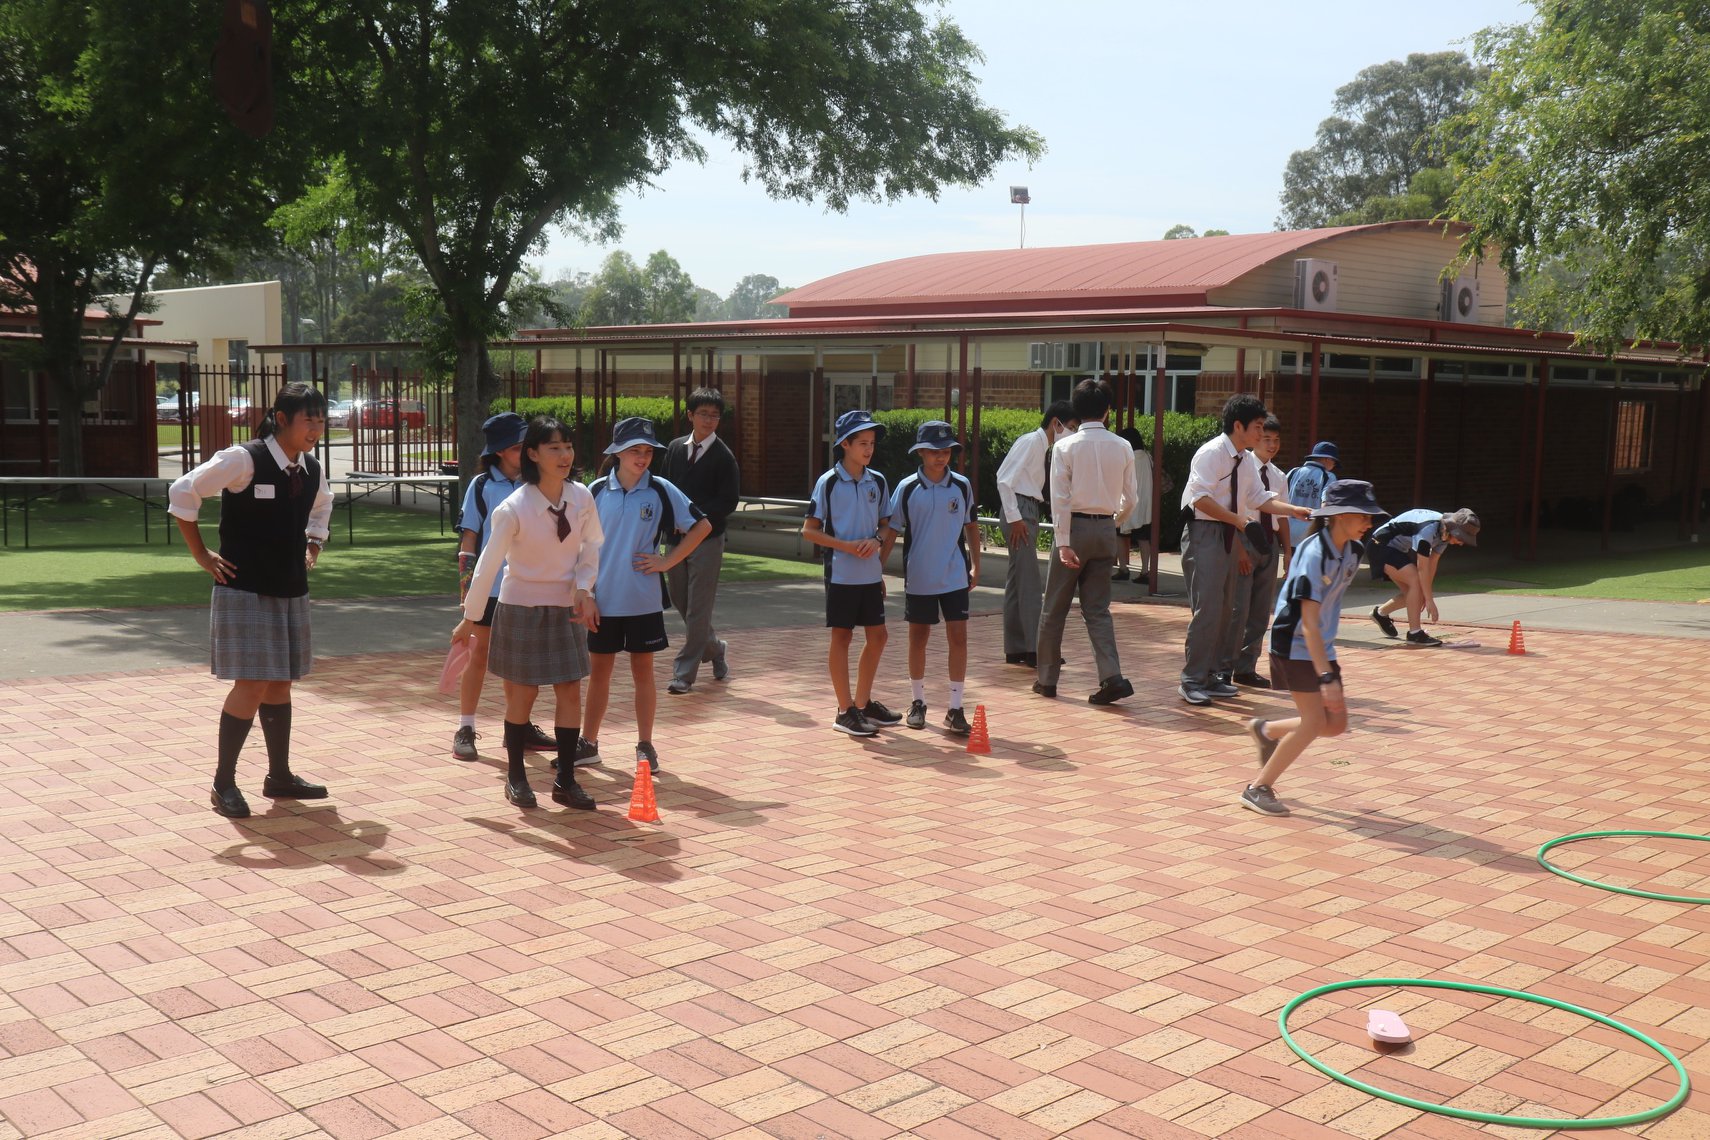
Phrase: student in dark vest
[
  {"left": 169, "top": 382, "right": 335, "bottom": 819},
  {"left": 661, "top": 388, "right": 740, "bottom": 694}
]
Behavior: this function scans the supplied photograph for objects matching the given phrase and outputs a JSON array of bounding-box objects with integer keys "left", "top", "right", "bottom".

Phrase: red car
[{"left": 358, "top": 399, "right": 427, "bottom": 429}]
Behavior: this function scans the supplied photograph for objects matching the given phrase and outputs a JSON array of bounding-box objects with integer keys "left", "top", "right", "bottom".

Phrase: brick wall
[{"left": 893, "top": 371, "right": 1043, "bottom": 411}]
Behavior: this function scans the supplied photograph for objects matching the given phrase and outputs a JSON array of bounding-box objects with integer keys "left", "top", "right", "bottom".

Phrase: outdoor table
[
  {"left": 332, "top": 473, "right": 460, "bottom": 545},
  {"left": 0, "top": 476, "right": 175, "bottom": 549}
]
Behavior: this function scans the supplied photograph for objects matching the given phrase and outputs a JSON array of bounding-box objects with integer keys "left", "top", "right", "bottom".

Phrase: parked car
[
  {"left": 156, "top": 393, "right": 198, "bottom": 422},
  {"left": 228, "top": 398, "right": 266, "bottom": 429},
  {"left": 326, "top": 399, "right": 355, "bottom": 428},
  {"left": 358, "top": 399, "right": 427, "bottom": 430}
]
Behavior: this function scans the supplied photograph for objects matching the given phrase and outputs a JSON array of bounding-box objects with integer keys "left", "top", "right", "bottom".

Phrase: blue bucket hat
[
  {"left": 909, "top": 420, "right": 962, "bottom": 454},
  {"left": 833, "top": 409, "right": 887, "bottom": 448},
  {"left": 1306, "top": 440, "right": 1340, "bottom": 462},
  {"left": 1310, "top": 479, "right": 1388, "bottom": 522},
  {"left": 604, "top": 416, "right": 664, "bottom": 455},
  {"left": 480, "top": 412, "right": 528, "bottom": 457}
]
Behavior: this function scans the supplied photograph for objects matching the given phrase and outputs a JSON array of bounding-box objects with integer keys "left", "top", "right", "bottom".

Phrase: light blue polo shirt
[
  {"left": 1382, "top": 508, "right": 1447, "bottom": 557},
  {"left": 1286, "top": 462, "right": 1337, "bottom": 546},
  {"left": 592, "top": 470, "right": 702, "bottom": 617},
  {"left": 458, "top": 469, "right": 524, "bottom": 597},
  {"left": 889, "top": 468, "right": 974, "bottom": 598},
  {"left": 1270, "top": 529, "right": 1362, "bottom": 661},
  {"left": 809, "top": 463, "right": 889, "bottom": 585}
]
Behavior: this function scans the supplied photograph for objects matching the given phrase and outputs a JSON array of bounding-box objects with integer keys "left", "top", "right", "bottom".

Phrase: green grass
[
  {"left": 0, "top": 493, "right": 816, "bottom": 612},
  {"left": 1434, "top": 545, "right": 1710, "bottom": 603}
]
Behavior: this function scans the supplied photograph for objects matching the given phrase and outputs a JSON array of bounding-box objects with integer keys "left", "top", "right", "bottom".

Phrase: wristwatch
[{"left": 1317, "top": 670, "right": 1337, "bottom": 685}]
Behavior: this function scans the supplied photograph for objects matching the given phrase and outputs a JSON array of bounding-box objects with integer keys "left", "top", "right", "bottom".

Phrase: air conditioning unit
[
  {"left": 1028, "top": 342, "right": 1099, "bottom": 370},
  {"left": 1293, "top": 259, "right": 1338, "bottom": 311},
  {"left": 1442, "top": 271, "right": 1481, "bottom": 323}
]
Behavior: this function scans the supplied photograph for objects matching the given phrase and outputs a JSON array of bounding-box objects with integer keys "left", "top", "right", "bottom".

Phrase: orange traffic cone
[
  {"left": 627, "top": 759, "right": 661, "bottom": 823},
  {"left": 965, "top": 704, "right": 992, "bottom": 755},
  {"left": 1507, "top": 620, "right": 1526, "bottom": 656}
]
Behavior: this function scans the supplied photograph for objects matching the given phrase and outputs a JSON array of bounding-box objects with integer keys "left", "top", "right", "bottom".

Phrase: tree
[
  {"left": 1277, "top": 52, "right": 1481, "bottom": 230},
  {"left": 1162, "top": 226, "right": 1229, "bottom": 240},
  {"left": 1329, "top": 166, "right": 1456, "bottom": 228},
  {"left": 723, "top": 273, "right": 790, "bottom": 320},
  {"left": 0, "top": 1, "right": 307, "bottom": 480},
  {"left": 581, "top": 253, "right": 648, "bottom": 327},
  {"left": 643, "top": 251, "right": 696, "bottom": 325},
  {"left": 286, "top": 0, "right": 1042, "bottom": 486},
  {"left": 1448, "top": 1, "right": 1710, "bottom": 351}
]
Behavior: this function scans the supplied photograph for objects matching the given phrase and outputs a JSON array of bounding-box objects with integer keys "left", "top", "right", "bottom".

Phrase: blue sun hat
[
  {"left": 909, "top": 420, "right": 962, "bottom": 453},
  {"left": 480, "top": 412, "right": 528, "bottom": 457},
  {"left": 1306, "top": 440, "right": 1340, "bottom": 462},
  {"left": 833, "top": 408, "right": 887, "bottom": 448},
  {"left": 1309, "top": 479, "right": 1388, "bottom": 522},
  {"left": 604, "top": 416, "right": 665, "bottom": 455}
]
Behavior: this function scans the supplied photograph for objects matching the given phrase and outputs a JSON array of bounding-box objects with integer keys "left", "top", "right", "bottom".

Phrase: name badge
[{"left": 254, "top": 484, "right": 276, "bottom": 500}]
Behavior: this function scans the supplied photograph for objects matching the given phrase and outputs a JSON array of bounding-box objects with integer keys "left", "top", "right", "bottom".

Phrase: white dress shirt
[
  {"left": 1049, "top": 422, "right": 1135, "bottom": 548},
  {"left": 688, "top": 430, "right": 717, "bottom": 462},
  {"left": 1243, "top": 460, "right": 1289, "bottom": 523},
  {"left": 462, "top": 481, "right": 603, "bottom": 620},
  {"left": 168, "top": 436, "right": 334, "bottom": 542},
  {"left": 1181, "top": 434, "right": 1277, "bottom": 521},
  {"left": 996, "top": 426, "right": 1049, "bottom": 522},
  {"left": 1118, "top": 446, "right": 1155, "bottom": 532}
]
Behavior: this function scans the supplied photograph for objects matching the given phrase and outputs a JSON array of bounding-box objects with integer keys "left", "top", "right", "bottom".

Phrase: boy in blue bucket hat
[
  {"left": 804, "top": 409, "right": 903, "bottom": 737},
  {"left": 880, "top": 421, "right": 981, "bottom": 735},
  {"left": 1285, "top": 440, "right": 1339, "bottom": 549}
]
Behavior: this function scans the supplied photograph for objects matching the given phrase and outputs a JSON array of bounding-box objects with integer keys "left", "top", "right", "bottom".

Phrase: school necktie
[
  {"left": 1259, "top": 466, "right": 1275, "bottom": 539},
  {"left": 689, "top": 440, "right": 702, "bottom": 465},
  {"left": 1224, "top": 454, "right": 1240, "bottom": 552},
  {"left": 286, "top": 463, "right": 303, "bottom": 499},
  {"left": 547, "top": 503, "right": 570, "bottom": 542}
]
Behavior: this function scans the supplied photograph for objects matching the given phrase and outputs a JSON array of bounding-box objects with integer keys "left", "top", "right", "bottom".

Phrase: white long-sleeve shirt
[
  {"left": 996, "top": 427, "right": 1050, "bottom": 522},
  {"left": 462, "top": 481, "right": 603, "bottom": 620},
  {"left": 1181, "top": 434, "right": 1277, "bottom": 521},
  {"left": 1118, "top": 446, "right": 1155, "bottom": 532},
  {"left": 1049, "top": 422, "right": 1134, "bottom": 548},
  {"left": 168, "top": 436, "right": 333, "bottom": 541}
]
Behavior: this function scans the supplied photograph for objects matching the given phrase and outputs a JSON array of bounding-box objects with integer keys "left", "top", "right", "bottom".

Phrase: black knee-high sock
[
  {"left": 554, "top": 726, "right": 580, "bottom": 786},
  {"left": 503, "top": 721, "right": 529, "bottom": 784},
  {"left": 216, "top": 712, "right": 253, "bottom": 789},
  {"left": 257, "top": 702, "right": 292, "bottom": 779}
]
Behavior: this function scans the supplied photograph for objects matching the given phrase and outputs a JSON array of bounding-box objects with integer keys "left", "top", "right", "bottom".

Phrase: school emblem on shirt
[
  {"left": 948, "top": 498, "right": 960, "bottom": 514},
  {"left": 866, "top": 487, "right": 877, "bottom": 503},
  {"left": 640, "top": 503, "right": 655, "bottom": 522}
]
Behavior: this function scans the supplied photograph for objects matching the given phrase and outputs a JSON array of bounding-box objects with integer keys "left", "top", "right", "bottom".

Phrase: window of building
[{"left": 1614, "top": 400, "right": 1653, "bottom": 473}]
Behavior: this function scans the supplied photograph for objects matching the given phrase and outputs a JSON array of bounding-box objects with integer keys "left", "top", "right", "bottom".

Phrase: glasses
[{"left": 690, "top": 409, "right": 722, "bottom": 421}]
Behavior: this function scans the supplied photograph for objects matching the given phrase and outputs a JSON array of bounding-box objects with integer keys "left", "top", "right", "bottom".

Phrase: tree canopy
[
  {"left": 1448, "top": 0, "right": 1710, "bottom": 351},
  {"left": 286, "top": 0, "right": 1043, "bottom": 480},
  {"left": 1277, "top": 51, "right": 1481, "bottom": 230}
]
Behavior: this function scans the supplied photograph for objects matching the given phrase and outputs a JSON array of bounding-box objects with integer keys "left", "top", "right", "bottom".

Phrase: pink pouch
[
  {"left": 1366, "top": 1009, "right": 1411, "bottom": 1044},
  {"left": 438, "top": 638, "right": 472, "bottom": 695}
]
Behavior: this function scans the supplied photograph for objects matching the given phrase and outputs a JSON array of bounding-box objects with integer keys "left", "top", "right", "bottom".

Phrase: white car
[{"left": 327, "top": 399, "right": 355, "bottom": 428}]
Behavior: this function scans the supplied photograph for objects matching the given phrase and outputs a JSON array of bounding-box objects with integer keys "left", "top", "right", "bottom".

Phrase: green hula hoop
[
  {"left": 1537, "top": 830, "right": 1710, "bottom": 904},
  {"left": 1279, "top": 978, "right": 1688, "bottom": 1129}
]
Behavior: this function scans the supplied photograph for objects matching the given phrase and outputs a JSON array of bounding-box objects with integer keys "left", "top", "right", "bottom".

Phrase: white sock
[
  {"left": 459, "top": 714, "right": 475, "bottom": 729},
  {"left": 948, "top": 682, "right": 964, "bottom": 709},
  {"left": 911, "top": 679, "right": 926, "bottom": 704}
]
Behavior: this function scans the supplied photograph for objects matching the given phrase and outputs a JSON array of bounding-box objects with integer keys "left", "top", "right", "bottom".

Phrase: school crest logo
[
  {"left": 640, "top": 503, "right": 656, "bottom": 522},
  {"left": 949, "top": 498, "right": 961, "bottom": 514},
  {"left": 866, "top": 487, "right": 877, "bottom": 503}
]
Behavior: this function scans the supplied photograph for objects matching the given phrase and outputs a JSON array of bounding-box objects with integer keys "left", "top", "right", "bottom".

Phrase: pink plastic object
[
  {"left": 1366, "top": 1009, "right": 1411, "bottom": 1044},
  {"left": 438, "top": 638, "right": 472, "bottom": 695}
]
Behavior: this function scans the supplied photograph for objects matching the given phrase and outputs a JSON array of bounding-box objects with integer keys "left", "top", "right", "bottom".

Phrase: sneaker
[
  {"left": 862, "top": 700, "right": 903, "bottom": 726},
  {"left": 636, "top": 742, "right": 660, "bottom": 775},
  {"left": 1247, "top": 718, "right": 1278, "bottom": 767},
  {"left": 525, "top": 722, "right": 556, "bottom": 750},
  {"left": 573, "top": 738, "right": 602, "bottom": 767},
  {"left": 667, "top": 678, "right": 691, "bottom": 695},
  {"left": 943, "top": 707, "right": 972, "bottom": 736},
  {"left": 1179, "top": 683, "right": 1211, "bottom": 706},
  {"left": 1232, "top": 671, "right": 1272, "bottom": 689},
  {"left": 1405, "top": 630, "right": 1443, "bottom": 647},
  {"left": 835, "top": 706, "right": 878, "bottom": 737},
  {"left": 1206, "top": 675, "right": 1240, "bottom": 699},
  {"left": 1371, "top": 607, "right": 1399, "bottom": 639},
  {"left": 452, "top": 725, "right": 480, "bottom": 761},
  {"left": 905, "top": 700, "right": 927, "bottom": 729},
  {"left": 1241, "top": 783, "right": 1290, "bottom": 816},
  {"left": 711, "top": 640, "right": 729, "bottom": 682}
]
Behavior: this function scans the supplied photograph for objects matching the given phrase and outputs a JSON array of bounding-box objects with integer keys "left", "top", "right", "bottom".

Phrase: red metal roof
[{"left": 774, "top": 221, "right": 1468, "bottom": 317}]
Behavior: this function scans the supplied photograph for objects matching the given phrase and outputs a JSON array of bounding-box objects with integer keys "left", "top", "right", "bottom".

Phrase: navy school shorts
[
  {"left": 825, "top": 581, "right": 886, "bottom": 630},
  {"left": 903, "top": 588, "right": 971, "bottom": 625}
]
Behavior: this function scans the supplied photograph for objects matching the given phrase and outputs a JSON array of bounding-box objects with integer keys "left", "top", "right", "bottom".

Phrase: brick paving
[{"left": 1, "top": 605, "right": 1708, "bottom": 1139}]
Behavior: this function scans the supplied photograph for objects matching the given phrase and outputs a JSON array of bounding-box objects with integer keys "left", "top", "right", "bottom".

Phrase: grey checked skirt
[
  {"left": 210, "top": 585, "right": 312, "bottom": 681},
  {"left": 488, "top": 603, "right": 590, "bottom": 685}
]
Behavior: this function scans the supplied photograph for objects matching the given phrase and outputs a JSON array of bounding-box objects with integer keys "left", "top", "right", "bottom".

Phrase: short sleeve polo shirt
[
  {"left": 593, "top": 470, "right": 703, "bottom": 617},
  {"left": 809, "top": 463, "right": 889, "bottom": 585},
  {"left": 1384, "top": 508, "right": 1447, "bottom": 557},
  {"left": 889, "top": 469, "right": 973, "bottom": 597},
  {"left": 1270, "top": 530, "right": 1363, "bottom": 661},
  {"left": 458, "top": 470, "right": 524, "bottom": 597}
]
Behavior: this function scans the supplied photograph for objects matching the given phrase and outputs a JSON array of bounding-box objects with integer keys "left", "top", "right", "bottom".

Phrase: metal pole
[
  {"left": 1412, "top": 359, "right": 1433, "bottom": 505},
  {"left": 956, "top": 335, "right": 969, "bottom": 452},
  {"left": 1148, "top": 343, "right": 1166, "bottom": 596},
  {"left": 1528, "top": 358, "right": 1550, "bottom": 560},
  {"left": 905, "top": 343, "right": 916, "bottom": 408},
  {"left": 1308, "top": 339, "right": 1322, "bottom": 444}
]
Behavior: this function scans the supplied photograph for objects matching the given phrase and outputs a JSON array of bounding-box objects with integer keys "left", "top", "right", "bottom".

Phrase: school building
[{"left": 512, "top": 220, "right": 1709, "bottom": 557}]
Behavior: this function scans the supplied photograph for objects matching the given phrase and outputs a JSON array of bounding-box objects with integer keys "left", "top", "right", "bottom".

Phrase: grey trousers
[
  {"left": 667, "top": 533, "right": 726, "bottom": 685},
  {"left": 1001, "top": 496, "right": 1044, "bottom": 656},
  {"left": 1180, "top": 519, "right": 1240, "bottom": 687},
  {"left": 1222, "top": 543, "right": 1280, "bottom": 676},
  {"left": 1036, "top": 516, "right": 1122, "bottom": 687}
]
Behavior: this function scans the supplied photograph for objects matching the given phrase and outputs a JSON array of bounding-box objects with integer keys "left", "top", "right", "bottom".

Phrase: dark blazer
[{"left": 661, "top": 433, "right": 740, "bottom": 538}]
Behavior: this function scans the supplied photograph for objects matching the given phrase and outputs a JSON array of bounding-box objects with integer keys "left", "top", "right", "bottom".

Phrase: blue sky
[{"left": 536, "top": 0, "right": 1536, "bottom": 295}]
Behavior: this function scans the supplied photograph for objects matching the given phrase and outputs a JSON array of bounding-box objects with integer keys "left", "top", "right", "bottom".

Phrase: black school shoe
[
  {"left": 1406, "top": 629, "right": 1444, "bottom": 647},
  {"left": 263, "top": 773, "right": 328, "bottom": 799},
  {"left": 862, "top": 700, "right": 903, "bottom": 726},
  {"left": 210, "top": 786, "right": 251, "bottom": 818},
  {"left": 943, "top": 707, "right": 972, "bottom": 736},
  {"left": 505, "top": 777, "right": 537, "bottom": 809},
  {"left": 524, "top": 723, "right": 556, "bottom": 750},
  {"left": 1088, "top": 676, "right": 1134, "bottom": 705},
  {"left": 905, "top": 700, "right": 927, "bottom": 729},
  {"left": 551, "top": 778, "right": 596, "bottom": 810},
  {"left": 1031, "top": 681, "right": 1057, "bottom": 699},
  {"left": 1371, "top": 607, "right": 1399, "bottom": 638},
  {"left": 1232, "top": 671, "right": 1272, "bottom": 689},
  {"left": 834, "top": 706, "right": 878, "bottom": 737}
]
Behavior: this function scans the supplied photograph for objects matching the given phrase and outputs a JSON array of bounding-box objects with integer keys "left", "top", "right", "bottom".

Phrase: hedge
[{"left": 493, "top": 396, "right": 1220, "bottom": 549}]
